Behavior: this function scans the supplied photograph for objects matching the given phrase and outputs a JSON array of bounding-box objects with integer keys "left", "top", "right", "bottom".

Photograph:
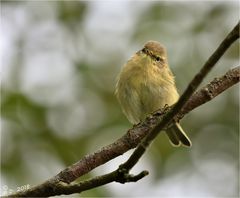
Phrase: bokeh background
[{"left": 1, "top": 1, "right": 239, "bottom": 197}]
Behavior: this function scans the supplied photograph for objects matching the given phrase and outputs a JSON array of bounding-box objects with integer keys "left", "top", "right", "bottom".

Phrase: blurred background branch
[{"left": 1, "top": 1, "right": 239, "bottom": 197}]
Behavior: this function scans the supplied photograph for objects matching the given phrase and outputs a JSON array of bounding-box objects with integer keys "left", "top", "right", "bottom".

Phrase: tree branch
[
  {"left": 178, "top": 65, "right": 240, "bottom": 120},
  {"left": 7, "top": 65, "right": 239, "bottom": 197},
  {"left": 5, "top": 22, "right": 239, "bottom": 197},
  {"left": 56, "top": 21, "right": 240, "bottom": 184}
]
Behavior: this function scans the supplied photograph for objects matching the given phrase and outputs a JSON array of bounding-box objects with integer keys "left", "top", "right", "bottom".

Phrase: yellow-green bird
[{"left": 115, "top": 41, "right": 191, "bottom": 147}]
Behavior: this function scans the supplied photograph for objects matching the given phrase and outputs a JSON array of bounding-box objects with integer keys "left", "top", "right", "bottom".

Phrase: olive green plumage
[{"left": 115, "top": 41, "right": 191, "bottom": 147}]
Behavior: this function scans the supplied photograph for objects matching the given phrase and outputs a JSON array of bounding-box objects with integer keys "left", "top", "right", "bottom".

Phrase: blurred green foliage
[{"left": 1, "top": 1, "right": 239, "bottom": 197}]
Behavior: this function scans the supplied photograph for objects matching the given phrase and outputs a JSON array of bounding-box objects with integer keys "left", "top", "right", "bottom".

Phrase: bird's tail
[{"left": 166, "top": 123, "right": 192, "bottom": 147}]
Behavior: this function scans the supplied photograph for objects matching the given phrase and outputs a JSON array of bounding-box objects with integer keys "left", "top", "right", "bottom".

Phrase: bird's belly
[
  {"left": 124, "top": 75, "right": 179, "bottom": 122},
  {"left": 137, "top": 82, "right": 178, "bottom": 120},
  {"left": 116, "top": 64, "right": 179, "bottom": 124}
]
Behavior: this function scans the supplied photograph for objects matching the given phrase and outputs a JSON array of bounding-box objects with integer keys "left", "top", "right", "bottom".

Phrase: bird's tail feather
[{"left": 166, "top": 123, "right": 192, "bottom": 147}]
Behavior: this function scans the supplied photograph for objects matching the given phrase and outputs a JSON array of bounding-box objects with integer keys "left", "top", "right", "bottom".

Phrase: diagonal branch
[
  {"left": 4, "top": 22, "right": 239, "bottom": 197},
  {"left": 7, "top": 65, "right": 239, "bottom": 197},
  {"left": 178, "top": 66, "right": 240, "bottom": 119},
  {"left": 56, "top": 21, "right": 240, "bottom": 183}
]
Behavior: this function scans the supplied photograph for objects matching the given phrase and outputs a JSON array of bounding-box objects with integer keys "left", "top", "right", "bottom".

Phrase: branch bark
[
  {"left": 6, "top": 65, "right": 239, "bottom": 198},
  {"left": 178, "top": 66, "right": 240, "bottom": 119},
  {"left": 5, "top": 22, "right": 239, "bottom": 197}
]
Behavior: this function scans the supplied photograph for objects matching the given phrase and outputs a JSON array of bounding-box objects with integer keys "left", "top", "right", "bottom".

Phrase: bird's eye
[
  {"left": 156, "top": 56, "right": 161, "bottom": 62},
  {"left": 142, "top": 48, "right": 146, "bottom": 53}
]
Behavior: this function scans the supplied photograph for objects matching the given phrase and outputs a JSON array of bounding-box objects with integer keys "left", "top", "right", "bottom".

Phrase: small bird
[{"left": 115, "top": 41, "right": 191, "bottom": 147}]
